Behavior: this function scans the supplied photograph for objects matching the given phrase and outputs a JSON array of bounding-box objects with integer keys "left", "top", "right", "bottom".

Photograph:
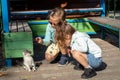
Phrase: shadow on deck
[{"left": 0, "top": 36, "right": 120, "bottom": 80}]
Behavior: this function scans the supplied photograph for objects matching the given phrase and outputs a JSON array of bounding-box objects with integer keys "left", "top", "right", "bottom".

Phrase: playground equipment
[
  {"left": 1, "top": 0, "right": 108, "bottom": 67},
  {"left": 26, "top": 0, "right": 106, "bottom": 37},
  {"left": 28, "top": 18, "right": 100, "bottom": 38},
  {"left": 10, "top": 0, "right": 105, "bottom": 19},
  {"left": 1, "top": 0, "right": 33, "bottom": 67}
]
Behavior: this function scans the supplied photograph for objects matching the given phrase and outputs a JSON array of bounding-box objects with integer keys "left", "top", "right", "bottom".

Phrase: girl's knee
[{"left": 45, "top": 53, "right": 54, "bottom": 61}]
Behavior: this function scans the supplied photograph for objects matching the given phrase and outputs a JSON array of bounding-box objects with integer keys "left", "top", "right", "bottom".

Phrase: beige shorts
[{"left": 45, "top": 43, "right": 60, "bottom": 61}]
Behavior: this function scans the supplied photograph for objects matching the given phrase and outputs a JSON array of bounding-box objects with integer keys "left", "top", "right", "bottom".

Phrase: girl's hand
[
  {"left": 66, "top": 46, "right": 71, "bottom": 57},
  {"left": 35, "top": 37, "right": 43, "bottom": 44}
]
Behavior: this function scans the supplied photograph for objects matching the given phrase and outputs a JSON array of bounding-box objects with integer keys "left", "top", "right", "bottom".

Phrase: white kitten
[{"left": 23, "top": 49, "right": 36, "bottom": 72}]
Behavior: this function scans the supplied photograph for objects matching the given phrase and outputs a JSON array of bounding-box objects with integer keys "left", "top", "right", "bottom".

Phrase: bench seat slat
[
  {"left": 11, "top": 8, "right": 103, "bottom": 15},
  {"left": 88, "top": 17, "right": 120, "bottom": 30}
]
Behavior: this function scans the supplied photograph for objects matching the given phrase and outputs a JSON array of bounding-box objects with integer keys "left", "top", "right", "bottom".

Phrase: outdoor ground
[
  {"left": 0, "top": 35, "right": 120, "bottom": 80},
  {"left": 0, "top": 11, "right": 120, "bottom": 80}
]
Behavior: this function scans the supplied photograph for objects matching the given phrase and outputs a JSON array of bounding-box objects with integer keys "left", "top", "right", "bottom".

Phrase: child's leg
[
  {"left": 87, "top": 53, "right": 102, "bottom": 68},
  {"left": 71, "top": 50, "right": 88, "bottom": 68},
  {"left": 71, "top": 50, "right": 97, "bottom": 79},
  {"left": 58, "top": 47, "right": 68, "bottom": 66}
]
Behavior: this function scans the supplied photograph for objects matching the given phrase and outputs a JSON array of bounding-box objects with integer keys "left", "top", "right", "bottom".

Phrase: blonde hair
[
  {"left": 48, "top": 7, "right": 66, "bottom": 23},
  {"left": 55, "top": 23, "right": 75, "bottom": 48}
]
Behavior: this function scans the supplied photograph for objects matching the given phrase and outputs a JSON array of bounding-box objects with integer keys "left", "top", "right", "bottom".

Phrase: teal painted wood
[
  {"left": 11, "top": 0, "right": 105, "bottom": 17},
  {"left": 28, "top": 18, "right": 99, "bottom": 37},
  {"left": 11, "top": 8, "right": 103, "bottom": 15},
  {"left": 88, "top": 17, "right": 120, "bottom": 49},
  {"left": 28, "top": 19, "right": 89, "bottom": 25},
  {"left": 100, "top": 0, "right": 106, "bottom": 17}
]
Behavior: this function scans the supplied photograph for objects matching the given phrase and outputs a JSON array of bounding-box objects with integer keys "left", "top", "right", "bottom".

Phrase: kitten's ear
[
  {"left": 28, "top": 51, "right": 32, "bottom": 55},
  {"left": 26, "top": 49, "right": 31, "bottom": 54},
  {"left": 23, "top": 52, "right": 26, "bottom": 55},
  {"left": 22, "top": 52, "right": 24, "bottom": 55}
]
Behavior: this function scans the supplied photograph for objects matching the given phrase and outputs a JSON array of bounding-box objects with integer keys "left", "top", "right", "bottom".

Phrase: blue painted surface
[
  {"left": 11, "top": 10, "right": 49, "bottom": 15},
  {"left": 11, "top": 8, "right": 103, "bottom": 15},
  {"left": 88, "top": 18, "right": 120, "bottom": 50},
  {"left": 5, "top": 59, "right": 12, "bottom": 67},
  {"left": 65, "top": 8, "right": 103, "bottom": 14},
  {"left": 0, "top": 0, "right": 116, "bottom": 67},
  {"left": 2, "top": 0, "right": 106, "bottom": 33},
  {"left": 1, "top": 0, "right": 9, "bottom": 32},
  {"left": 28, "top": 19, "right": 89, "bottom": 25},
  {"left": 88, "top": 20, "right": 119, "bottom": 32},
  {"left": 100, "top": 0, "right": 106, "bottom": 17},
  {"left": 10, "top": 0, "right": 105, "bottom": 17}
]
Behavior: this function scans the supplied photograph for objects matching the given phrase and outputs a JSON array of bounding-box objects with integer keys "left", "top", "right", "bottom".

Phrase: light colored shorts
[
  {"left": 87, "top": 53, "right": 102, "bottom": 68},
  {"left": 45, "top": 43, "right": 60, "bottom": 61}
]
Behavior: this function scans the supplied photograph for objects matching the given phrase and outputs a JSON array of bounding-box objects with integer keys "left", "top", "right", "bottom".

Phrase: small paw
[
  {"left": 32, "top": 68, "right": 36, "bottom": 71},
  {"left": 28, "top": 69, "right": 31, "bottom": 72}
]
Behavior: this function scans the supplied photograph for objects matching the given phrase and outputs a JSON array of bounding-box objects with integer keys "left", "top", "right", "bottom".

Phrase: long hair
[
  {"left": 55, "top": 23, "right": 76, "bottom": 48},
  {"left": 48, "top": 7, "right": 66, "bottom": 25}
]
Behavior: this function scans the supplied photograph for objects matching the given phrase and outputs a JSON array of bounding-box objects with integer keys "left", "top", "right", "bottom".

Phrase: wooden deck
[
  {"left": 1, "top": 13, "right": 120, "bottom": 79},
  {"left": 0, "top": 37, "right": 120, "bottom": 80},
  {"left": 9, "top": 20, "right": 31, "bottom": 32},
  {"left": 88, "top": 17, "right": 120, "bottom": 29}
]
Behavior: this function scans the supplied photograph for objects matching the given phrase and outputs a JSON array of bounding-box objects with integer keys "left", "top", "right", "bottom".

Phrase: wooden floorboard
[
  {"left": 0, "top": 38, "right": 120, "bottom": 80},
  {"left": 9, "top": 20, "right": 31, "bottom": 32}
]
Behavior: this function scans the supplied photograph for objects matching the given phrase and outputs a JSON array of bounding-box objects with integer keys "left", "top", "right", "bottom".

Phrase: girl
[
  {"left": 55, "top": 23, "right": 102, "bottom": 79},
  {"left": 35, "top": 7, "right": 68, "bottom": 66}
]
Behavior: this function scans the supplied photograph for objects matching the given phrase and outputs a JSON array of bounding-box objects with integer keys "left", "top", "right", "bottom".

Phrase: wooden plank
[
  {"left": 87, "top": 17, "right": 120, "bottom": 49},
  {"left": 88, "top": 17, "right": 120, "bottom": 29},
  {"left": 9, "top": 20, "right": 31, "bottom": 32},
  {"left": 1, "top": 38, "right": 120, "bottom": 80}
]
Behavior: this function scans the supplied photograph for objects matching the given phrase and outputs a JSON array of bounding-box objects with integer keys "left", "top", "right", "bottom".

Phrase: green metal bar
[
  {"left": 107, "top": 0, "right": 110, "bottom": 17},
  {"left": 114, "top": 0, "right": 117, "bottom": 19}
]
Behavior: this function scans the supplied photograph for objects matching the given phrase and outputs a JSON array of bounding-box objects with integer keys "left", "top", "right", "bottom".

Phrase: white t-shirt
[{"left": 70, "top": 31, "right": 102, "bottom": 58}]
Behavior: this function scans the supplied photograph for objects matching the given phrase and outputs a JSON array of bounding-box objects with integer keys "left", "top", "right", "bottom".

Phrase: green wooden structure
[
  {"left": 3, "top": 32, "right": 33, "bottom": 58},
  {"left": 0, "top": 0, "right": 34, "bottom": 67},
  {"left": 28, "top": 18, "right": 100, "bottom": 38},
  {"left": 1, "top": 0, "right": 34, "bottom": 58},
  {"left": 1, "top": 0, "right": 119, "bottom": 67}
]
